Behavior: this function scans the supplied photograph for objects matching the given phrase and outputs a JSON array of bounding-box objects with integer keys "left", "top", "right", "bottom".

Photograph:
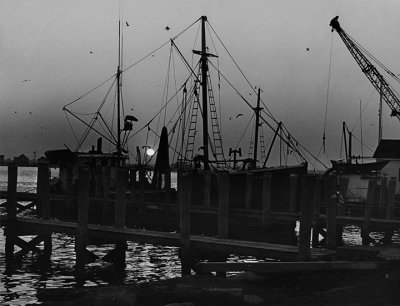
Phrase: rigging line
[
  {"left": 323, "top": 31, "right": 334, "bottom": 153},
  {"left": 277, "top": 122, "right": 324, "bottom": 167},
  {"left": 347, "top": 32, "right": 400, "bottom": 84},
  {"left": 248, "top": 121, "right": 256, "bottom": 157},
  {"left": 63, "top": 75, "right": 117, "bottom": 108},
  {"left": 206, "top": 22, "right": 219, "bottom": 57},
  {"left": 339, "top": 126, "right": 344, "bottom": 161},
  {"left": 172, "top": 48, "right": 180, "bottom": 116},
  {"left": 235, "top": 113, "right": 255, "bottom": 150},
  {"left": 155, "top": 46, "right": 173, "bottom": 143},
  {"left": 207, "top": 61, "right": 253, "bottom": 109},
  {"left": 109, "top": 81, "right": 118, "bottom": 152},
  {"left": 98, "top": 112, "right": 118, "bottom": 143},
  {"left": 207, "top": 22, "right": 256, "bottom": 96},
  {"left": 350, "top": 89, "right": 375, "bottom": 132},
  {"left": 122, "top": 17, "right": 201, "bottom": 74},
  {"left": 191, "top": 21, "right": 201, "bottom": 69},
  {"left": 63, "top": 18, "right": 199, "bottom": 110},
  {"left": 164, "top": 47, "right": 173, "bottom": 126},
  {"left": 126, "top": 80, "right": 189, "bottom": 141},
  {"left": 346, "top": 132, "right": 375, "bottom": 155},
  {"left": 279, "top": 123, "right": 312, "bottom": 162},
  {"left": 171, "top": 40, "right": 202, "bottom": 83},
  {"left": 208, "top": 22, "right": 279, "bottom": 122},
  {"left": 64, "top": 111, "right": 79, "bottom": 146},
  {"left": 75, "top": 111, "right": 99, "bottom": 151},
  {"left": 360, "top": 100, "right": 364, "bottom": 160},
  {"left": 208, "top": 61, "right": 278, "bottom": 129}
]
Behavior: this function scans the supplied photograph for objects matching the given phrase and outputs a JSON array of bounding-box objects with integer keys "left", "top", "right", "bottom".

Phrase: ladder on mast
[
  {"left": 207, "top": 70, "right": 225, "bottom": 165},
  {"left": 185, "top": 80, "right": 201, "bottom": 161}
]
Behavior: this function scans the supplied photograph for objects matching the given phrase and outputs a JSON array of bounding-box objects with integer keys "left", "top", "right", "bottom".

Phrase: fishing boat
[{"left": 42, "top": 15, "right": 323, "bottom": 243}]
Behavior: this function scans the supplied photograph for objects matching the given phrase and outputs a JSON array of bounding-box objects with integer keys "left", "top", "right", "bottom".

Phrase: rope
[{"left": 322, "top": 32, "right": 334, "bottom": 155}]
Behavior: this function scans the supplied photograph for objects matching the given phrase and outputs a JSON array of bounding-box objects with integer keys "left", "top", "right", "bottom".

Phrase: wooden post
[
  {"left": 5, "top": 163, "right": 17, "bottom": 264},
  {"left": 289, "top": 174, "right": 297, "bottom": 213},
  {"left": 179, "top": 173, "right": 192, "bottom": 276},
  {"left": 217, "top": 171, "right": 229, "bottom": 238},
  {"left": 114, "top": 167, "right": 128, "bottom": 270},
  {"left": 37, "top": 163, "right": 52, "bottom": 257},
  {"left": 101, "top": 166, "right": 110, "bottom": 223},
  {"left": 386, "top": 178, "right": 396, "bottom": 219},
  {"left": 379, "top": 177, "right": 387, "bottom": 218},
  {"left": 66, "top": 165, "right": 73, "bottom": 210},
  {"left": 262, "top": 173, "right": 272, "bottom": 227},
  {"left": 75, "top": 166, "right": 89, "bottom": 285},
  {"left": 383, "top": 177, "right": 396, "bottom": 244},
  {"left": 139, "top": 167, "right": 145, "bottom": 211},
  {"left": 203, "top": 170, "right": 211, "bottom": 207},
  {"left": 312, "top": 176, "right": 322, "bottom": 248},
  {"left": 298, "top": 175, "right": 315, "bottom": 261},
  {"left": 165, "top": 168, "right": 171, "bottom": 189},
  {"left": 245, "top": 172, "right": 253, "bottom": 209},
  {"left": 115, "top": 168, "right": 127, "bottom": 228},
  {"left": 37, "top": 163, "right": 50, "bottom": 219},
  {"left": 325, "top": 175, "right": 337, "bottom": 250},
  {"left": 361, "top": 179, "right": 376, "bottom": 245},
  {"left": 95, "top": 166, "right": 103, "bottom": 198},
  {"left": 337, "top": 176, "right": 349, "bottom": 216}
]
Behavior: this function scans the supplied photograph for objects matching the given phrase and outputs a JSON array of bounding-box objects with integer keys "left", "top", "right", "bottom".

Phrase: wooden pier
[{"left": 1, "top": 163, "right": 400, "bottom": 284}]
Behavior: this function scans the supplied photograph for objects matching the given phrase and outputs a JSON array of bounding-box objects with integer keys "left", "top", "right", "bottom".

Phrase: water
[
  {"left": 0, "top": 166, "right": 399, "bottom": 305},
  {"left": 0, "top": 166, "right": 182, "bottom": 305}
]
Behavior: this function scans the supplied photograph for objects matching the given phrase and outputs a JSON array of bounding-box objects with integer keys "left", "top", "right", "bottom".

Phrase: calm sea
[
  {"left": 0, "top": 166, "right": 398, "bottom": 305},
  {"left": 0, "top": 166, "right": 182, "bottom": 305}
]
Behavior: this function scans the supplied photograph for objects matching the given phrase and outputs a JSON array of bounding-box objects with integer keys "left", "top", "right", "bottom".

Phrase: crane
[{"left": 329, "top": 16, "right": 400, "bottom": 133}]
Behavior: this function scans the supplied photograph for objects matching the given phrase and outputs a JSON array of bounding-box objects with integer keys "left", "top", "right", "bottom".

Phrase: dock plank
[
  {"left": 0, "top": 215, "right": 333, "bottom": 261},
  {"left": 195, "top": 261, "right": 397, "bottom": 274}
]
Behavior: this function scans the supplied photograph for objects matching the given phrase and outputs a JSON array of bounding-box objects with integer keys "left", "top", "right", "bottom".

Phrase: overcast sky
[{"left": 1, "top": 0, "right": 400, "bottom": 169}]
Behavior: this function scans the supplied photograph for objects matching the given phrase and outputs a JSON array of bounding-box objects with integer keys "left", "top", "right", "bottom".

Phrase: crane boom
[{"left": 329, "top": 16, "right": 400, "bottom": 121}]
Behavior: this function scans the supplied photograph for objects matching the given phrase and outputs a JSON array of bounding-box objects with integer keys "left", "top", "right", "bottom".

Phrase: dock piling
[
  {"left": 37, "top": 163, "right": 52, "bottom": 257},
  {"left": 5, "top": 163, "right": 17, "bottom": 265},
  {"left": 362, "top": 179, "right": 376, "bottom": 245},
  {"left": 179, "top": 173, "right": 192, "bottom": 276},
  {"left": 114, "top": 167, "right": 128, "bottom": 269},
  {"left": 289, "top": 174, "right": 297, "bottom": 213},
  {"left": 298, "top": 175, "right": 316, "bottom": 261},
  {"left": 325, "top": 175, "right": 337, "bottom": 250},
  {"left": 75, "top": 166, "right": 89, "bottom": 285},
  {"left": 217, "top": 171, "right": 229, "bottom": 238},
  {"left": 262, "top": 173, "right": 272, "bottom": 227}
]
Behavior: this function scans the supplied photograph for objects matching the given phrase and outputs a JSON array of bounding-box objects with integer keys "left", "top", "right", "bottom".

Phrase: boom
[{"left": 330, "top": 16, "right": 400, "bottom": 121}]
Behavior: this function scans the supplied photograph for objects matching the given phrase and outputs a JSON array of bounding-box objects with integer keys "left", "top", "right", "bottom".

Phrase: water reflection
[{"left": 0, "top": 233, "right": 181, "bottom": 305}]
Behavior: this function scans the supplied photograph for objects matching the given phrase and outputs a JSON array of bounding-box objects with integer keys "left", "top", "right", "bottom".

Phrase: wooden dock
[{"left": 1, "top": 163, "right": 400, "bottom": 284}]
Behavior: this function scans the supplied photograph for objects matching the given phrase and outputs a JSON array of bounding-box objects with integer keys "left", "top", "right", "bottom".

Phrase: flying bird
[
  {"left": 236, "top": 113, "right": 243, "bottom": 119},
  {"left": 29, "top": 112, "right": 32, "bottom": 115},
  {"left": 22, "top": 79, "right": 30, "bottom": 83},
  {"left": 125, "top": 21, "right": 130, "bottom": 26},
  {"left": 306, "top": 48, "right": 310, "bottom": 51},
  {"left": 165, "top": 26, "right": 170, "bottom": 31},
  {"left": 89, "top": 51, "right": 94, "bottom": 54}
]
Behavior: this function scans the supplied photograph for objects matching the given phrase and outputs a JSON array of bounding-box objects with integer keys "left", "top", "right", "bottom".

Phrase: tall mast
[
  {"left": 200, "top": 16, "right": 209, "bottom": 169},
  {"left": 116, "top": 19, "right": 122, "bottom": 156},
  {"left": 253, "top": 87, "right": 262, "bottom": 168}
]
